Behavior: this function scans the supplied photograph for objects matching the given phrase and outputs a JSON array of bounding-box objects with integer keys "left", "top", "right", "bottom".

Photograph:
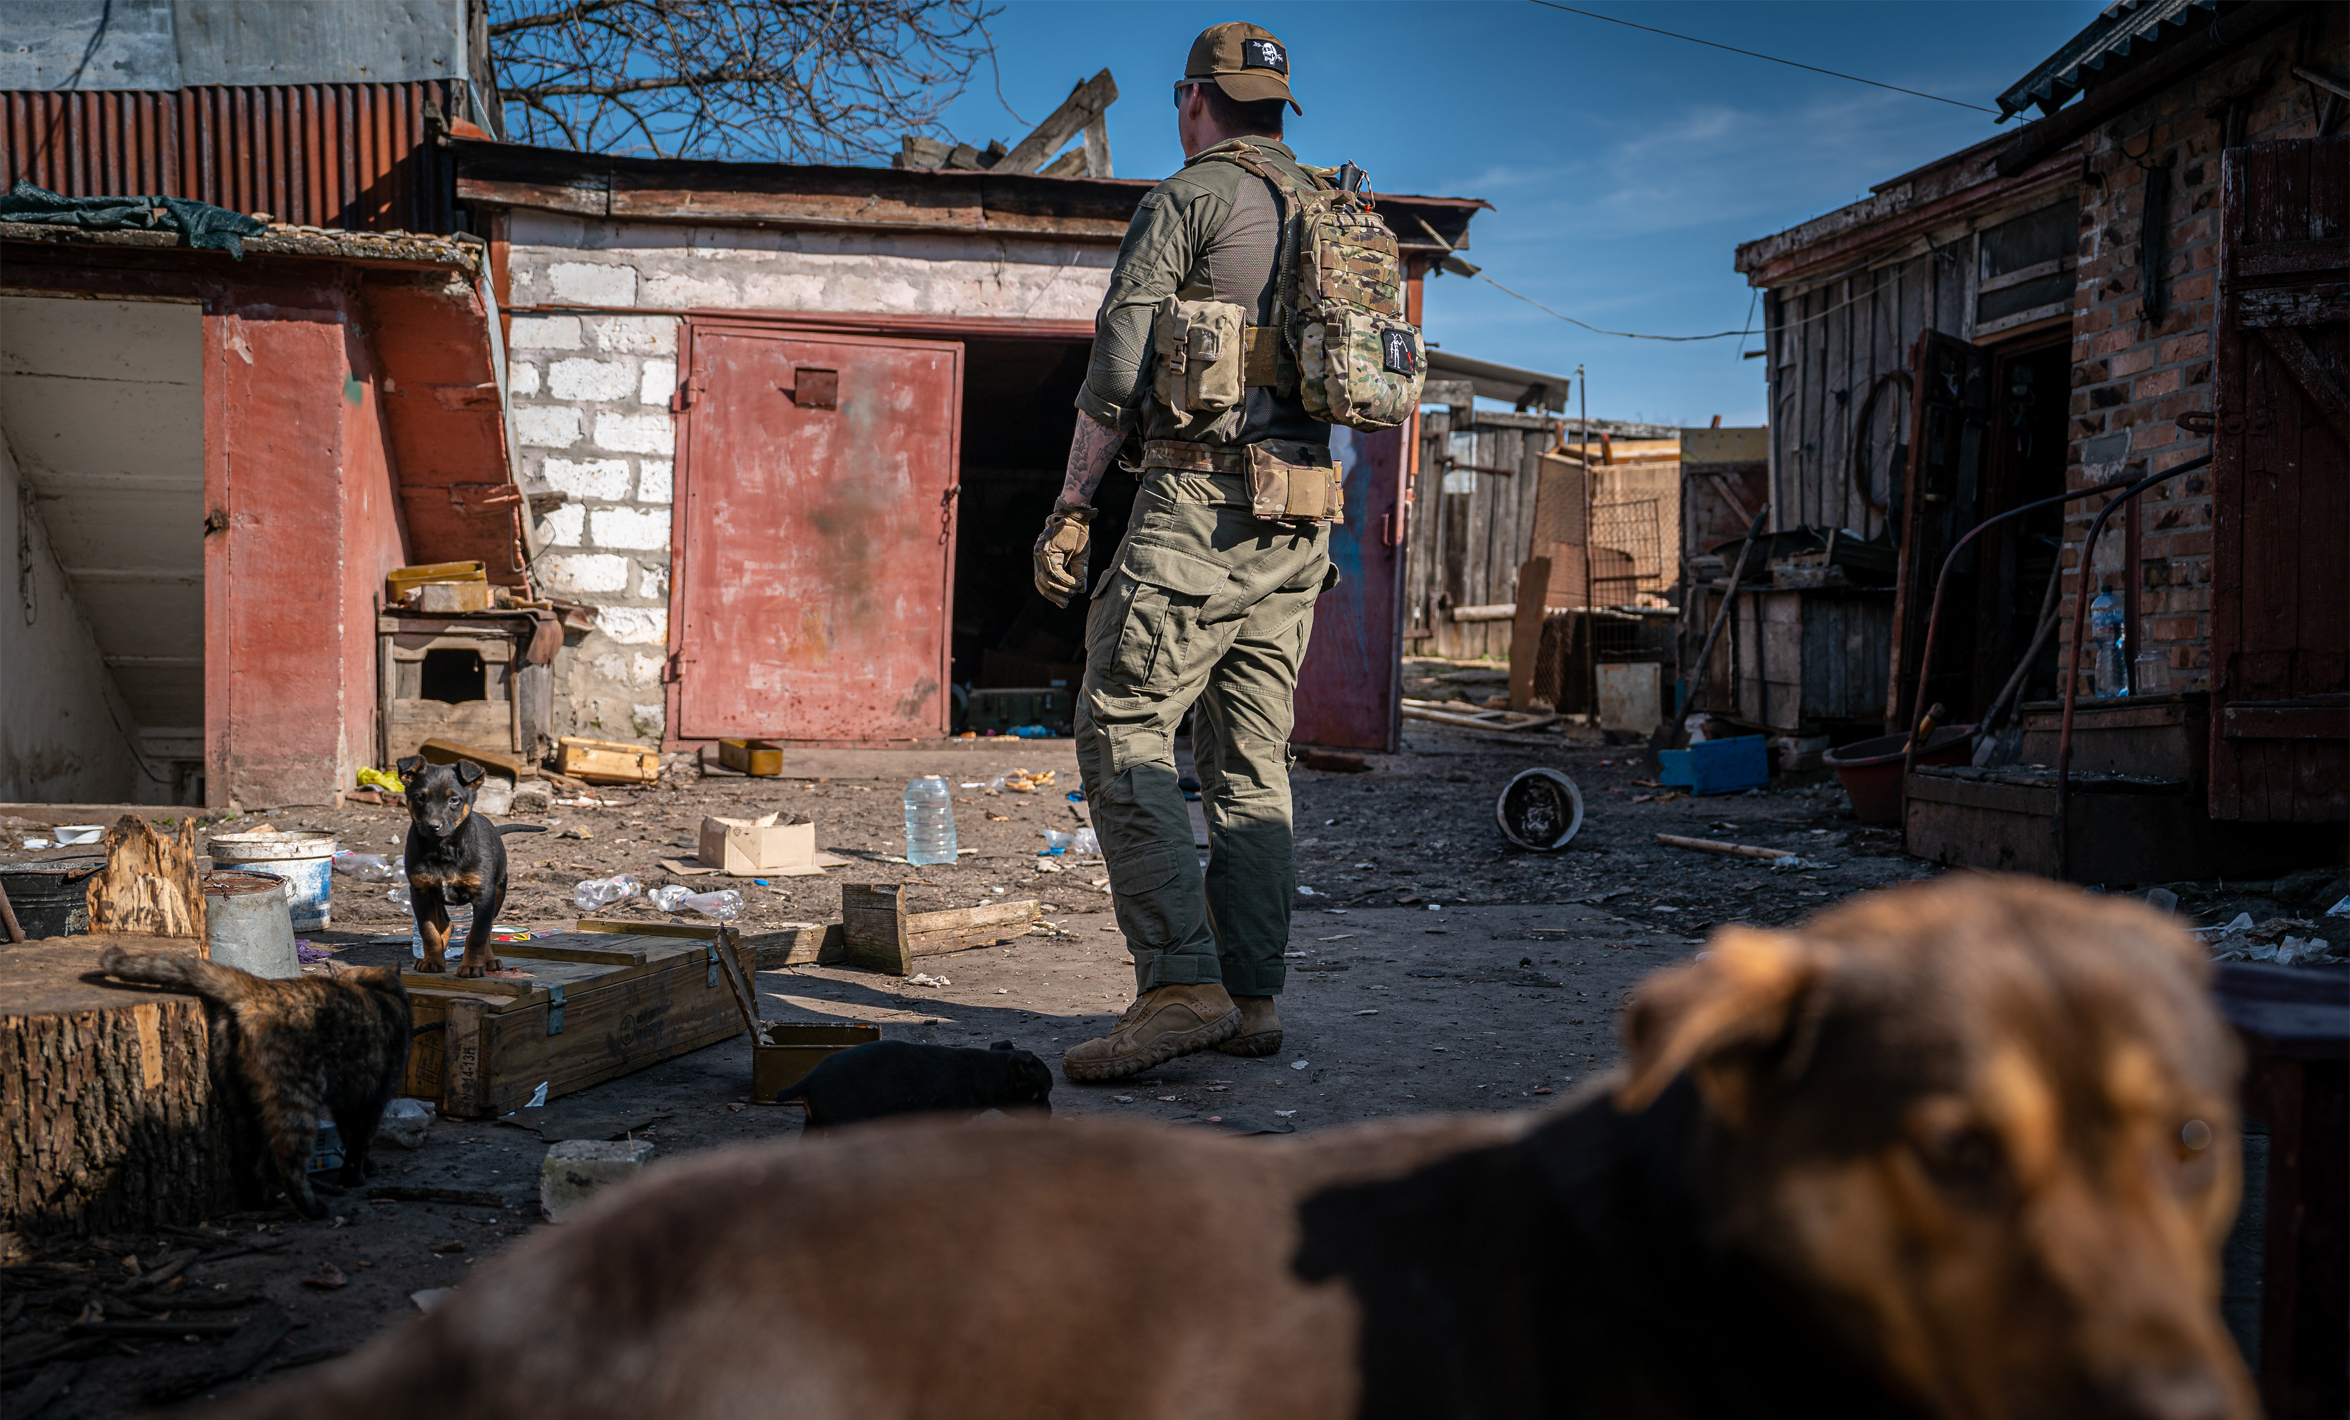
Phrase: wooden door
[
  {"left": 669, "top": 327, "right": 962, "bottom": 743},
  {"left": 1295, "top": 423, "right": 1410, "bottom": 752},
  {"left": 2209, "top": 138, "right": 2348, "bottom": 822},
  {"left": 1886, "top": 329, "right": 1991, "bottom": 731}
]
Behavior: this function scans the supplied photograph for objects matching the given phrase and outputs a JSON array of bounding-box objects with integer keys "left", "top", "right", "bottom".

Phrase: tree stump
[{"left": 0, "top": 937, "right": 262, "bottom": 1238}]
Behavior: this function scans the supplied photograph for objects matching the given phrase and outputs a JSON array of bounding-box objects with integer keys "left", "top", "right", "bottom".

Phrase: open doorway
[
  {"left": 0, "top": 295, "right": 206, "bottom": 804},
  {"left": 949, "top": 338, "right": 1135, "bottom": 723}
]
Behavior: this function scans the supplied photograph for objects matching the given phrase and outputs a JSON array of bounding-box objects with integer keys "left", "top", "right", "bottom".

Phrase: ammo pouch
[
  {"left": 1141, "top": 439, "right": 1344, "bottom": 527},
  {"left": 1151, "top": 296, "right": 1245, "bottom": 417}
]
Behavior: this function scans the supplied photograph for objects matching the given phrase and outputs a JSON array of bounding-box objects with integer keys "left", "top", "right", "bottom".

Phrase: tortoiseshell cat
[{"left": 98, "top": 946, "right": 412, "bottom": 1219}]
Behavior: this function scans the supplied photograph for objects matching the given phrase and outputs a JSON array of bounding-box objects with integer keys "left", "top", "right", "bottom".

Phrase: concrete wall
[
  {"left": 502, "top": 210, "right": 1115, "bottom": 744},
  {"left": 0, "top": 432, "right": 141, "bottom": 802},
  {"left": 2059, "top": 16, "right": 2337, "bottom": 693}
]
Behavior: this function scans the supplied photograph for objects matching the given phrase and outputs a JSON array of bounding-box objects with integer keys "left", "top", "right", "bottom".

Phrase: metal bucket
[
  {"left": 206, "top": 830, "right": 336, "bottom": 931},
  {"left": 203, "top": 870, "right": 300, "bottom": 978},
  {"left": 0, "top": 857, "right": 105, "bottom": 938}
]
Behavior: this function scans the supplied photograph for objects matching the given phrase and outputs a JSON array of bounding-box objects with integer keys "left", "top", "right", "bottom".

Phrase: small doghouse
[{"left": 378, "top": 611, "right": 559, "bottom": 767}]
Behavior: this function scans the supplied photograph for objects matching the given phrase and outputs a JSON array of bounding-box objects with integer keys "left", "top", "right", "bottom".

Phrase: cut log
[
  {"left": 0, "top": 937, "right": 263, "bottom": 1237},
  {"left": 85, "top": 815, "right": 206, "bottom": 941}
]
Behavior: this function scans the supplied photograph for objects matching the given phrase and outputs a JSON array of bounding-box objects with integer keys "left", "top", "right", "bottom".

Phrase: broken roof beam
[{"left": 996, "top": 70, "right": 1118, "bottom": 176}]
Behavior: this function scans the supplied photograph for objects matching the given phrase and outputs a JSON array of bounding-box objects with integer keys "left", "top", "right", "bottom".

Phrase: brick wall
[
  {"left": 499, "top": 212, "right": 1113, "bottom": 744},
  {"left": 2062, "top": 15, "right": 2339, "bottom": 692}
]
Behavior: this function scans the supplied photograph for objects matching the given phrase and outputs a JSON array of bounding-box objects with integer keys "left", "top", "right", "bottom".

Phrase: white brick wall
[{"left": 503, "top": 211, "right": 1117, "bottom": 745}]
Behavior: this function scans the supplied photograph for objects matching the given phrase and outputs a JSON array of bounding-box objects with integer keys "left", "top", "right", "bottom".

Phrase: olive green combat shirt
[{"left": 1076, "top": 137, "right": 1330, "bottom": 451}]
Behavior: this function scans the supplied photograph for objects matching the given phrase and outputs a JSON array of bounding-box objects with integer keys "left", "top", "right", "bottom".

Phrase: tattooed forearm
[{"left": 1058, "top": 414, "right": 1123, "bottom": 507}]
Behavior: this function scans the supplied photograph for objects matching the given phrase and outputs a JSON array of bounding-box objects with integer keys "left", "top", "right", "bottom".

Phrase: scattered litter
[
  {"left": 300, "top": 1263, "right": 348, "bottom": 1290},
  {"left": 1766, "top": 856, "right": 1815, "bottom": 873},
  {"left": 386, "top": 883, "right": 412, "bottom": 909},
  {"left": 987, "top": 768, "right": 1055, "bottom": 794},
  {"left": 20, "top": 839, "right": 50, "bottom": 849},
  {"left": 295, "top": 939, "right": 334, "bottom": 964},
  {"left": 960, "top": 782, "right": 984, "bottom": 789},
  {"left": 1290, "top": 1059, "right": 1309, "bottom": 1070},
  {"left": 2327, "top": 896, "right": 2350, "bottom": 919},
  {"left": 331, "top": 851, "right": 402, "bottom": 881},
  {"left": 1113, "top": 1095, "right": 1133, "bottom": 1103},
  {"left": 561, "top": 825, "right": 594, "bottom": 839},
  {"left": 1355, "top": 1009, "right": 1380, "bottom": 1016},
  {"left": 572, "top": 874, "right": 642, "bottom": 910},
  {"left": 1532, "top": 1087, "right": 1553, "bottom": 1096},
  {"left": 2197, "top": 912, "right": 2258, "bottom": 937},
  {"left": 647, "top": 885, "right": 743, "bottom": 920},
  {"left": 2143, "top": 887, "right": 2180, "bottom": 914},
  {"left": 1297, "top": 886, "right": 1318, "bottom": 896},
  {"left": 430, "top": 1241, "right": 467, "bottom": 1255},
  {"left": 523, "top": 1082, "right": 549, "bottom": 1109},
  {"left": 376, "top": 1098, "right": 434, "bottom": 1150},
  {"left": 1427, "top": 903, "right": 1442, "bottom": 912},
  {"left": 1319, "top": 933, "right": 1356, "bottom": 941},
  {"left": 357, "top": 766, "right": 406, "bottom": 795},
  {"left": 1275, "top": 1109, "right": 1297, "bottom": 1118},
  {"left": 905, "top": 973, "right": 952, "bottom": 988},
  {"left": 411, "top": 1288, "right": 456, "bottom": 1314}
]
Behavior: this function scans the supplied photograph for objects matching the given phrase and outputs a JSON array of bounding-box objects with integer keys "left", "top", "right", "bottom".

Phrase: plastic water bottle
[
  {"left": 649, "top": 886, "right": 743, "bottom": 920},
  {"left": 904, "top": 776, "right": 958, "bottom": 865},
  {"left": 2089, "top": 586, "right": 2127, "bottom": 697},
  {"left": 572, "top": 873, "right": 642, "bottom": 911}
]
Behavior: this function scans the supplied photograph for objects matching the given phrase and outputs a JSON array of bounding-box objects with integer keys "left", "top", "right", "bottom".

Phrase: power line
[
  {"left": 1524, "top": 1, "right": 1998, "bottom": 114},
  {"left": 1473, "top": 265, "right": 1903, "bottom": 343}
]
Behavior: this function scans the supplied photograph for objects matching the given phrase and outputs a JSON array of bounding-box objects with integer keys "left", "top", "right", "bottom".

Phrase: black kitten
[{"left": 774, "top": 1040, "right": 1053, "bottom": 1130}]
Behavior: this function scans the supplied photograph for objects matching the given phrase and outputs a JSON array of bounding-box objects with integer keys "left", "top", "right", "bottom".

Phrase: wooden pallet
[{"left": 402, "top": 929, "right": 756, "bottom": 1118}]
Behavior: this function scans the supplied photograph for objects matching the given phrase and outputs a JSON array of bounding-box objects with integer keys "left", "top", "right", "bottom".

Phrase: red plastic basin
[{"left": 1823, "top": 724, "right": 1976, "bottom": 827}]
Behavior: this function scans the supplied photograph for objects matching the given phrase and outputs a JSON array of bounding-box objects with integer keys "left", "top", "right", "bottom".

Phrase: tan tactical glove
[{"left": 1032, "top": 503, "right": 1096, "bottom": 608}]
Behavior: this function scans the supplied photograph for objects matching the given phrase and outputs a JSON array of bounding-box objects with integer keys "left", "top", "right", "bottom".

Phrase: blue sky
[{"left": 931, "top": 1, "right": 2101, "bottom": 427}]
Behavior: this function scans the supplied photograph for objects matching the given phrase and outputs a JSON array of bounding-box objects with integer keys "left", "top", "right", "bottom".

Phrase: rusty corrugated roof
[{"left": 1994, "top": 0, "right": 2223, "bottom": 123}]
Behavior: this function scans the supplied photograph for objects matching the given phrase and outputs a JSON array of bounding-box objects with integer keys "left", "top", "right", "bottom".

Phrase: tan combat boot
[
  {"left": 1216, "top": 994, "right": 1282, "bottom": 1056},
  {"left": 1062, "top": 982, "right": 1242, "bottom": 1081}
]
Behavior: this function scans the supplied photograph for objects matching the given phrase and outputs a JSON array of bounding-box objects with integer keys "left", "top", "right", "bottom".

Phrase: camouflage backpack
[{"left": 1214, "top": 144, "right": 1425, "bottom": 431}]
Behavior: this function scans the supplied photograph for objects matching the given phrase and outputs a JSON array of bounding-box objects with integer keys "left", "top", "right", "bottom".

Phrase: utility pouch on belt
[
  {"left": 1245, "top": 444, "right": 1345, "bottom": 525},
  {"left": 1151, "top": 297, "right": 1246, "bottom": 416}
]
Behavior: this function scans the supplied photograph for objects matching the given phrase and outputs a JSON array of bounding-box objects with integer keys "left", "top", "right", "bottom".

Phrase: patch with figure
[
  {"left": 1381, "top": 326, "right": 1417, "bottom": 375},
  {"left": 1243, "top": 38, "right": 1286, "bottom": 71}
]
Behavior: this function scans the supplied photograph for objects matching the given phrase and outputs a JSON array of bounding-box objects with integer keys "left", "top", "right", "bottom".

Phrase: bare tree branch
[{"left": 488, "top": 0, "right": 1002, "bottom": 164}]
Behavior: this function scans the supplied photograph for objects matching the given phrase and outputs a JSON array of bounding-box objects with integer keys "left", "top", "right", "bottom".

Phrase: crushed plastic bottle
[
  {"left": 651, "top": 885, "right": 742, "bottom": 920},
  {"left": 1040, "top": 829, "right": 1076, "bottom": 852},
  {"left": 387, "top": 883, "right": 413, "bottom": 910},
  {"left": 332, "top": 851, "right": 402, "bottom": 881},
  {"left": 904, "top": 776, "right": 959, "bottom": 865},
  {"left": 1071, "top": 826, "right": 1100, "bottom": 856},
  {"left": 572, "top": 874, "right": 642, "bottom": 911}
]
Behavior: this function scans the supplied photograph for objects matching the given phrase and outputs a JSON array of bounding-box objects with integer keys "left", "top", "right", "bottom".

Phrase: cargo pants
[{"left": 1076, "top": 467, "right": 1334, "bottom": 996}]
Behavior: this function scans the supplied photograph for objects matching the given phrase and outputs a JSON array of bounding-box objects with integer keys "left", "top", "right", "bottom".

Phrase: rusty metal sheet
[
  {"left": 1294, "top": 424, "right": 1408, "bottom": 752},
  {"left": 671, "top": 326, "right": 962, "bottom": 743},
  {"left": 1, "top": 82, "right": 453, "bottom": 233}
]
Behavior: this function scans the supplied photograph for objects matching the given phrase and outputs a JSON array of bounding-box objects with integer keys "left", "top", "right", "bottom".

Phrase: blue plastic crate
[
  {"left": 1658, "top": 748, "right": 1693, "bottom": 788},
  {"left": 1688, "top": 735, "right": 1769, "bottom": 795}
]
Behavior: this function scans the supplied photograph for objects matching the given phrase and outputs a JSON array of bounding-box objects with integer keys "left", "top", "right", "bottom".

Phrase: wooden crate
[
  {"left": 557, "top": 736, "right": 660, "bottom": 785},
  {"left": 402, "top": 929, "right": 755, "bottom": 1118},
  {"left": 840, "top": 885, "right": 1040, "bottom": 976},
  {"left": 717, "top": 738, "right": 784, "bottom": 776},
  {"left": 752, "top": 1022, "right": 883, "bottom": 1103}
]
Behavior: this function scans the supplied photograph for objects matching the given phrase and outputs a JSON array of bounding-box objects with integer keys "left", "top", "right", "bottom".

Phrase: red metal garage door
[{"left": 670, "top": 325, "right": 963, "bottom": 742}]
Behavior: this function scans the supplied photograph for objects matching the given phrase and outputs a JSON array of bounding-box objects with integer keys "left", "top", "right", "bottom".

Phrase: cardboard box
[{"left": 699, "top": 813, "right": 819, "bottom": 876}]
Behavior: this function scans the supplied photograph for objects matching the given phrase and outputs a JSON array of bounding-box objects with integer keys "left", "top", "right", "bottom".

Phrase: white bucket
[{"left": 206, "top": 830, "right": 337, "bottom": 931}]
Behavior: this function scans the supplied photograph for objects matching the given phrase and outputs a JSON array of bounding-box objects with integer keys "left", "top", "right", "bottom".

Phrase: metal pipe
[
  {"left": 2052, "top": 453, "right": 2213, "bottom": 876},
  {"left": 1899, "top": 481, "right": 2119, "bottom": 787}
]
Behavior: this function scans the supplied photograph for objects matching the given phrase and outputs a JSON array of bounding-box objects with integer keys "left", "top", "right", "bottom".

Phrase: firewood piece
[
  {"left": 85, "top": 816, "right": 207, "bottom": 941},
  {"left": 1654, "top": 833, "right": 1799, "bottom": 861}
]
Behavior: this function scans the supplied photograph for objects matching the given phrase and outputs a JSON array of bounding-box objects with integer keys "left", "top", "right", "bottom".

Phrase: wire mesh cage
[{"left": 1589, "top": 497, "right": 1666, "bottom": 602}]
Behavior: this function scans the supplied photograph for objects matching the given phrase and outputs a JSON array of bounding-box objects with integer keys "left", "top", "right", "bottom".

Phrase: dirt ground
[{"left": 6, "top": 688, "right": 2346, "bottom": 1416}]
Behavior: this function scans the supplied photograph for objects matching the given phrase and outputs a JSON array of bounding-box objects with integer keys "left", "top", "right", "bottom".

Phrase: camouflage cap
[{"left": 1183, "top": 22, "right": 1301, "bottom": 114}]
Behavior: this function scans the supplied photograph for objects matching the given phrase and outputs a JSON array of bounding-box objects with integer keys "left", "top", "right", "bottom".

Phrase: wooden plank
[
  {"left": 1508, "top": 557, "right": 1552, "bottom": 710},
  {"left": 2236, "top": 238, "right": 2350, "bottom": 279},
  {"left": 996, "top": 70, "right": 1118, "bottom": 176}
]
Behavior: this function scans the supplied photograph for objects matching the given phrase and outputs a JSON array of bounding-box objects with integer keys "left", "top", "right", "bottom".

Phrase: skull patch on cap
[{"left": 1242, "top": 38, "right": 1287, "bottom": 72}]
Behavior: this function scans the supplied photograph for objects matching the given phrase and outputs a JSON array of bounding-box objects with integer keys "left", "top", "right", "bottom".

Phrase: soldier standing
[{"left": 1035, "top": 22, "right": 1419, "bottom": 1081}]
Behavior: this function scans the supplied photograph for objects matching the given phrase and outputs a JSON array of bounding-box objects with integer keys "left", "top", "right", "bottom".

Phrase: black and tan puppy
[
  {"left": 218, "top": 876, "right": 2256, "bottom": 1420},
  {"left": 774, "top": 1040, "right": 1054, "bottom": 1129},
  {"left": 396, "top": 755, "right": 514, "bottom": 978}
]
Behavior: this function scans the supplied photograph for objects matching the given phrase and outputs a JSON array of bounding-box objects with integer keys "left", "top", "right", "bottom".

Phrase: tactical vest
[{"left": 1151, "top": 143, "right": 1426, "bottom": 434}]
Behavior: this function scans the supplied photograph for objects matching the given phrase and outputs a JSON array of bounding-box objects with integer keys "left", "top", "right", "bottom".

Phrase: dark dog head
[
  {"left": 1616, "top": 874, "right": 2251, "bottom": 1420},
  {"left": 989, "top": 1040, "right": 1055, "bottom": 1114},
  {"left": 396, "top": 755, "right": 482, "bottom": 839}
]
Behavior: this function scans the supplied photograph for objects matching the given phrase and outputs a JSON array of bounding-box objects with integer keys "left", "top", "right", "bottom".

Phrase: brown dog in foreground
[{"left": 226, "top": 876, "right": 2252, "bottom": 1420}]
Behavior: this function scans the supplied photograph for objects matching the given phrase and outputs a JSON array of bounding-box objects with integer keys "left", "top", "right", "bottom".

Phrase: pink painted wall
[{"left": 206, "top": 287, "right": 409, "bottom": 808}]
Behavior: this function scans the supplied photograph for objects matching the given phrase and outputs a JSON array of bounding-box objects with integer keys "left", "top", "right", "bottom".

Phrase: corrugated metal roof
[
  {"left": 1995, "top": 0, "right": 2221, "bottom": 122},
  {"left": 0, "top": 82, "right": 457, "bottom": 233}
]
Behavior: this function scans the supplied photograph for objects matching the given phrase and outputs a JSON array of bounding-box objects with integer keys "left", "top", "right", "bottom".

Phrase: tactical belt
[{"left": 1141, "top": 439, "right": 1344, "bottom": 525}]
